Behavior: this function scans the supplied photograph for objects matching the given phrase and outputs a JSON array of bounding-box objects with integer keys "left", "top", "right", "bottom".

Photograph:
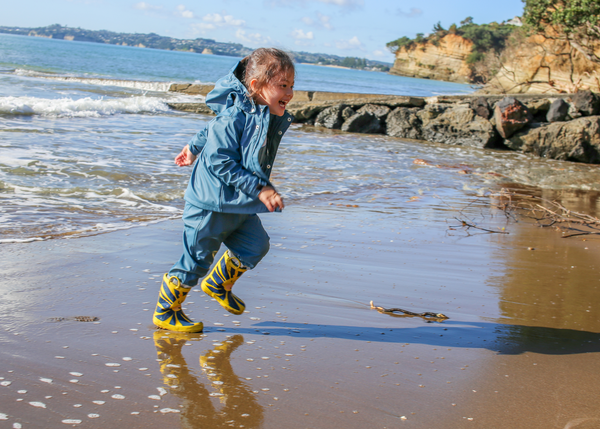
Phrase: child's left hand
[
  {"left": 174, "top": 145, "right": 197, "bottom": 166},
  {"left": 259, "top": 186, "right": 285, "bottom": 212}
]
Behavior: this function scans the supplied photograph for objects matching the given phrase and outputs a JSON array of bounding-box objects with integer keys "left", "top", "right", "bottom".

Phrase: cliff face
[
  {"left": 389, "top": 34, "right": 474, "bottom": 84},
  {"left": 480, "top": 34, "right": 600, "bottom": 94}
]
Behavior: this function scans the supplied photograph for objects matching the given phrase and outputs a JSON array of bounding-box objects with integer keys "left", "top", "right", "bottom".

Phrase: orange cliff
[
  {"left": 481, "top": 33, "right": 600, "bottom": 94},
  {"left": 389, "top": 34, "right": 474, "bottom": 84}
]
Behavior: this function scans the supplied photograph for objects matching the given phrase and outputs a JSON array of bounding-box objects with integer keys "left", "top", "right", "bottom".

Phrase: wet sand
[{"left": 1, "top": 202, "right": 600, "bottom": 429}]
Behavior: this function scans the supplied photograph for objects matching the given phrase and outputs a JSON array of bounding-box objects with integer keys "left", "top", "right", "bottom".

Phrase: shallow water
[{"left": 2, "top": 32, "right": 600, "bottom": 244}]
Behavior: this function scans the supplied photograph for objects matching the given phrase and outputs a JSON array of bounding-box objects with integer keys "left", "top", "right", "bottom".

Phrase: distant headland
[{"left": 0, "top": 24, "right": 391, "bottom": 72}]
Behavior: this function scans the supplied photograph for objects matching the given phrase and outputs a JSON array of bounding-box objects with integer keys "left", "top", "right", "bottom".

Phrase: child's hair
[{"left": 241, "top": 48, "right": 295, "bottom": 101}]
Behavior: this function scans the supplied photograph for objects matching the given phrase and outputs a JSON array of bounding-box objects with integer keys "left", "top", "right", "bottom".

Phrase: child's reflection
[{"left": 154, "top": 332, "right": 264, "bottom": 428}]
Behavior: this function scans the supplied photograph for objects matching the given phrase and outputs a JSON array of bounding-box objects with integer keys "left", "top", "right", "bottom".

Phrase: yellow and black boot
[
  {"left": 200, "top": 251, "right": 247, "bottom": 315},
  {"left": 153, "top": 274, "right": 204, "bottom": 332}
]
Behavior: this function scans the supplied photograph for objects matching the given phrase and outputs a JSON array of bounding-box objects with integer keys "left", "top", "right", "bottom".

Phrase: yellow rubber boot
[
  {"left": 201, "top": 251, "right": 247, "bottom": 315},
  {"left": 153, "top": 274, "right": 204, "bottom": 332}
]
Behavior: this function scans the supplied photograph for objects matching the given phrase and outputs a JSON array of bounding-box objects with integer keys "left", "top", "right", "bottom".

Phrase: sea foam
[{"left": 0, "top": 96, "right": 170, "bottom": 117}]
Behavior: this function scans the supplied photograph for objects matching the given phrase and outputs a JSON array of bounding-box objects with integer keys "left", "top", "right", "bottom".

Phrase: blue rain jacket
[{"left": 183, "top": 62, "right": 294, "bottom": 214}]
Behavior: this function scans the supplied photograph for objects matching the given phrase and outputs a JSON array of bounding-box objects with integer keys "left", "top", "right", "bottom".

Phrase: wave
[
  {"left": 13, "top": 69, "right": 174, "bottom": 92},
  {"left": 0, "top": 95, "right": 171, "bottom": 117}
]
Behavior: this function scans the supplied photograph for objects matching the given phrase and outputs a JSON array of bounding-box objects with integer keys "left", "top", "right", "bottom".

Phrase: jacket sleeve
[
  {"left": 188, "top": 126, "right": 208, "bottom": 156},
  {"left": 203, "top": 113, "right": 267, "bottom": 198}
]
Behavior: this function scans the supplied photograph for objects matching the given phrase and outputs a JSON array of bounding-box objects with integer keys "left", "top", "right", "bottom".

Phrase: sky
[{"left": 2, "top": 0, "right": 526, "bottom": 62}]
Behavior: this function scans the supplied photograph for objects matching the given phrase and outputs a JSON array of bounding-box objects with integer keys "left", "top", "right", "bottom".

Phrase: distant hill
[{"left": 0, "top": 24, "right": 391, "bottom": 71}]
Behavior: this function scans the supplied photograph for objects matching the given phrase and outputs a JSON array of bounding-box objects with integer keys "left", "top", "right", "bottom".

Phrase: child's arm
[{"left": 174, "top": 125, "right": 209, "bottom": 166}]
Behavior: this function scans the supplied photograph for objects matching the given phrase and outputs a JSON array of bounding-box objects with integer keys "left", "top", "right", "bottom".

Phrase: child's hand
[
  {"left": 259, "top": 186, "right": 285, "bottom": 212},
  {"left": 174, "top": 145, "right": 197, "bottom": 166}
]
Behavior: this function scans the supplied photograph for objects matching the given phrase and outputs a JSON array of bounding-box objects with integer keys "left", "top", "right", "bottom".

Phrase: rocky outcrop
[
  {"left": 389, "top": 34, "right": 474, "bottom": 84},
  {"left": 420, "top": 104, "right": 500, "bottom": 148},
  {"left": 167, "top": 84, "right": 600, "bottom": 164},
  {"left": 505, "top": 116, "right": 600, "bottom": 163}
]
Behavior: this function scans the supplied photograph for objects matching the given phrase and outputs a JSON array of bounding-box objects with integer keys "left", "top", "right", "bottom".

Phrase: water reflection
[{"left": 153, "top": 332, "right": 263, "bottom": 428}]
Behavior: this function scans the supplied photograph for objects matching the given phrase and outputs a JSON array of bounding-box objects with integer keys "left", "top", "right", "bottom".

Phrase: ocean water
[{"left": 1, "top": 33, "right": 600, "bottom": 243}]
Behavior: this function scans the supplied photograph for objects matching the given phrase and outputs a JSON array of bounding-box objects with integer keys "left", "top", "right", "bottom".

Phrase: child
[{"left": 153, "top": 48, "right": 295, "bottom": 333}]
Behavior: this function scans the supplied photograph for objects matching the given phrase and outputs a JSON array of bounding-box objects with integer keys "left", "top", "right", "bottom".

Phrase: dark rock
[
  {"left": 386, "top": 107, "right": 422, "bottom": 139},
  {"left": 341, "top": 111, "right": 382, "bottom": 134},
  {"left": 315, "top": 105, "right": 346, "bottom": 129},
  {"left": 493, "top": 97, "right": 532, "bottom": 139},
  {"left": 471, "top": 97, "right": 491, "bottom": 119},
  {"left": 546, "top": 98, "right": 570, "bottom": 122},
  {"left": 341, "top": 106, "right": 355, "bottom": 121},
  {"left": 421, "top": 105, "right": 500, "bottom": 148},
  {"left": 357, "top": 104, "right": 391, "bottom": 119},
  {"left": 505, "top": 116, "right": 600, "bottom": 163},
  {"left": 525, "top": 99, "right": 552, "bottom": 122},
  {"left": 569, "top": 90, "right": 600, "bottom": 116}
]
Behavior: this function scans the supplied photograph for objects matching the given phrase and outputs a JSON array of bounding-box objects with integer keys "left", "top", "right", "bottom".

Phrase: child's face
[{"left": 253, "top": 72, "right": 294, "bottom": 116}]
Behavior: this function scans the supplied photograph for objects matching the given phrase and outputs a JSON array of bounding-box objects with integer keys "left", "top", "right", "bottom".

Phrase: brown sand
[{"left": 1, "top": 203, "right": 600, "bottom": 428}]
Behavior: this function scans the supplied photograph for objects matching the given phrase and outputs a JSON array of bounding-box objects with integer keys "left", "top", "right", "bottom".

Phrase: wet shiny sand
[{"left": 1, "top": 203, "right": 599, "bottom": 429}]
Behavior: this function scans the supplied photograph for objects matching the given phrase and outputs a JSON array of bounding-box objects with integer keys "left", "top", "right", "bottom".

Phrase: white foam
[
  {"left": 0, "top": 96, "right": 170, "bottom": 118},
  {"left": 13, "top": 69, "right": 173, "bottom": 92},
  {"left": 52, "top": 77, "right": 173, "bottom": 92}
]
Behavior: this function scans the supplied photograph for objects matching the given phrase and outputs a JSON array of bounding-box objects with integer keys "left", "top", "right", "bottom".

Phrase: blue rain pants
[{"left": 169, "top": 202, "right": 270, "bottom": 287}]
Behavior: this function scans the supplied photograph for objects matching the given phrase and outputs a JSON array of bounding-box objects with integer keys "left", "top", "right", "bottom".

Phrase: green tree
[
  {"left": 386, "top": 36, "right": 414, "bottom": 53},
  {"left": 522, "top": 0, "right": 600, "bottom": 63}
]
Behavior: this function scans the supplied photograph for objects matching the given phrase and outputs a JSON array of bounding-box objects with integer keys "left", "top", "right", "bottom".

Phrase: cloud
[
  {"left": 396, "top": 7, "right": 423, "bottom": 18},
  {"left": 175, "top": 4, "right": 195, "bottom": 19},
  {"left": 290, "top": 28, "right": 314, "bottom": 46},
  {"left": 316, "top": 0, "right": 363, "bottom": 7},
  {"left": 291, "top": 29, "right": 314, "bottom": 40},
  {"left": 335, "top": 36, "right": 363, "bottom": 50},
  {"left": 134, "top": 2, "right": 162, "bottom": 11},
  {"left": 235, "top": 29, "right": 273, "bottom": 45},
  {"left": 265, "top": 0, "right": 362, "bottom": 9},
  {"left": 203, "top": 13, "right": 245, "bottom": 27},
  {"left": 302, "top": 12, "right": 333, "bottom": 30},
  {"left": 372, "top": 50, "right": 387, "bottom": 57},
  {"left": 192, "top": 12, "right": 246, "bottom": 34}
]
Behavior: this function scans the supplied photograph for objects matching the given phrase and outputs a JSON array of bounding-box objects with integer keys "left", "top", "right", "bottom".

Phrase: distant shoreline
[{"left": 0, "top": 24, "right": 392, "bottom": 71}]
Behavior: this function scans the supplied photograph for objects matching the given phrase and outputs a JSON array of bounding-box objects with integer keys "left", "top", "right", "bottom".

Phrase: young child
[{"left": 153, "top": 48, "right": 295, "bottom": 332}]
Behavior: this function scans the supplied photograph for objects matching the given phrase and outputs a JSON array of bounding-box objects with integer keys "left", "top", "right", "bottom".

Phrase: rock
[
  {"left": 525, "top": 99, "right": 552, "bottom": 122},
  {"left": 546, "top": 98, "right": 570, "bottom": 122},
  {"left": 386, "top": 107, "right": 422, "bottom": 139},
  {"left": 471, "top": 97, "right": 492, "bottom": 119},
  {"left": 493, "top": 97, "right": 532, "bottom": 139},
  {"left": 505, "top": 116, "right": 600, "bottom": 163},
  {"left": 569, "top": 90, "right": 600, "bottom": 117},
  {"left": 341, "top": 111, "right": 383, "bottom": 134},
  {"left": 341, "top": 106, "right": 355, "bottom": 121},
  {"left": 417, "top": 103, "right": 452, "bottom": 126},
  {"left": 421, "top": 105, "right": 500, "bottom": 148},
  {"left": 315, "top": 105, "right": 346, "bottom": 129},
  {"left": 357, "top": 104, "right": 391, "bottom": 119}
]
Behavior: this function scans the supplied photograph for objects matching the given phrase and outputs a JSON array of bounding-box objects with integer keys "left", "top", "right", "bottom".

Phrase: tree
[
  {"left": 460, "top": 17, "right": 474, "bottom": 26},
  {"left": 522, "top": 0, "right": 600, "bottom": 64},
  {"left": 386, "top": 36, "right": 414, "bottom": 53}
]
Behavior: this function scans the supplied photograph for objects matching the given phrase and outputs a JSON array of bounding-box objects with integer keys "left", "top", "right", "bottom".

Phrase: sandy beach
[{"left": 2, "top": 198, "right": 600, "bottom": 429}]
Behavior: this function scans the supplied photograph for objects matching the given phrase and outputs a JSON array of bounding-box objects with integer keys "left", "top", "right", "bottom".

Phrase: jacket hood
[{"left": 205, "top": 61, "right": 256, "bottom": 115}]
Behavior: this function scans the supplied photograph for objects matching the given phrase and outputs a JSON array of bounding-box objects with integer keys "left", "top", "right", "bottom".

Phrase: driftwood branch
[
  {"left": 491, "top": 189, "right": 600, "bottom": 238},
  {"left": 370, "top": 301, "right": 449, "bottom": 321}
]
